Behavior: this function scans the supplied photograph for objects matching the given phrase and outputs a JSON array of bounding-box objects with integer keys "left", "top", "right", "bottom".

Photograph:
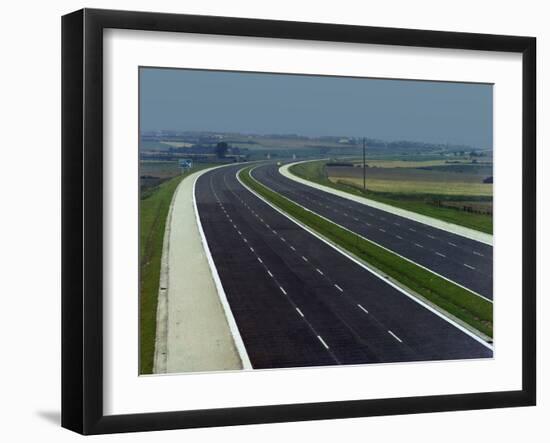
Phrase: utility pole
[{"left": 362, "top": 137, "right": 366, "bottom": 191}]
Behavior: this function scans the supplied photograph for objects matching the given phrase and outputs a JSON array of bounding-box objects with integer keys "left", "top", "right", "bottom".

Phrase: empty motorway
[
  {"left": 195, "top": 164, "right": 492, "bottom": 370},
  {"left": 251, "top": 163, "right": 493, "bottom": 300}
]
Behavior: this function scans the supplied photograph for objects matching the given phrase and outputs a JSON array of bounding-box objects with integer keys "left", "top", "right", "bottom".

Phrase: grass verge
[
  {"left": 240, "top": 166, "right": 493, "bottom": 339},
  {"left": 289, "top": 160, "right": 493, "bottom": 234},
  {"left": 140, "top": 165, "right": 215, "bottom": 374}
]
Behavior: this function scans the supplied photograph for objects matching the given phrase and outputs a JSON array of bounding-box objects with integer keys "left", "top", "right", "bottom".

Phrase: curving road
[
  {"left": 251, "top": 163, "right": 493, "bottom": 299},
  {"left": 195, "top": 164, "right": 492, "bottom": 370}
]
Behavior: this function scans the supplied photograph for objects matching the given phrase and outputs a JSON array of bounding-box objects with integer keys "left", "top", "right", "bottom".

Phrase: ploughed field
[{"left": 327, "top": 163, "right": 493, "bottom": 197}]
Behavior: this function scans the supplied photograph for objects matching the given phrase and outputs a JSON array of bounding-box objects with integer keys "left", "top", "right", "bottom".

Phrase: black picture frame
[{"left": 61, "top": 8, "right": 536, "bottom": 435}]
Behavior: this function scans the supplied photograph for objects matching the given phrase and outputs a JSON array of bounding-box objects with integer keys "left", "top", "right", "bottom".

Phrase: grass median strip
[{"left": 240, "top": 166, "right": 493, "bottom": 339}]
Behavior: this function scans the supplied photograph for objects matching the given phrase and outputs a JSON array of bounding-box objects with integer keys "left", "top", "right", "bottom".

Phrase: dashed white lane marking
[
  {"left": 302, "top": 256, "right": 308, "bottom": 262},
  {"left": 396, "top": 235, "right": 403, "bottom": 240},
  {"left": 436, "top": 252, "right": 446, "bottom": 258},
  {"left": 237, "top": 230, "right": 242, "bottom": 235},
  {"left": 316, "top": 268, "right": 324, "bottom": 275},
  {"left": 249, "top": 247, "right": 254, "bottom": 252},
  {"left": 257, "top": 257, "right": 263, "bottom": 263},
  {"left": 317, "top": 335, "right": 330, "bottom": 349},
  {"left": 233, "top": 224, "right": 237, "bottom": 229},
  {"left": 290, "top": 246, "right": 296, "bottom": 251},
  {"left": 448, "top": 242, "right": 457, "bottom": 247},
  {"left": 393, "top": 222, "right": 400, "bottom": 226},
  {"left": 353, "top": 217, "right": 359, "bottom": 221},
  {"left": 296, "top": 308, "right": 304, "bottom": 318},
  {"left": 243, "top": 238, "right": 248, "bottom": 243},
  {"left": 279, "top": 286, "right": 287, "bottom": 295},
  {"left": 334, "top": 284, "right": 344, "bottom": 292},
  {"left": 272, "top": 230, "right": 277, "bottom": 234},
  {"left": 280, "top": 237, "right": 286, "bottom": 242},
  {"left": 409, "top": 228, "right": 416, "bottom": 232},
  {"left": 357, "top": 304, "right": 369, "bottom": 314},
  {"left": 388, "top": 330, "right": 403, "bottom": 343},
  {"left": 473, "top": 251, "right": 484, "bottom": 257},
  {"left": 379, "top": 228, "right": 386, "bottom": 233},
  {"left": 464, "top": 263, "right": 476, "bottom": 270},
  {"left": 427, "top": 234, "right": 436, "bottom": 239},
  {"left": 414, "top": 243, "right": 423, "bottom": 248},
  {"left": 267, "top": 270, "right": 273, "bottom": 278}
]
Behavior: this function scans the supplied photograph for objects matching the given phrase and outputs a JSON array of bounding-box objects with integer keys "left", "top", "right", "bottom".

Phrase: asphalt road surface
[
  {"left": 251, "top": 163, "right": 493, "bottom": 300},
  {"left": 195, "top": 164, "right": 492, "bottom": 370}
]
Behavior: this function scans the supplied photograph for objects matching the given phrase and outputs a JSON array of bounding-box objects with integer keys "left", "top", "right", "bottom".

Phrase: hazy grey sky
[{"left": 140, "top": 67, "right": 493, "bottom": 148}]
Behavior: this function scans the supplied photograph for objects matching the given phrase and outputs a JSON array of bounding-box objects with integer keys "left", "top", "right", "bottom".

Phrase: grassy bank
[
  {"left": 240, "top": 166, "right": 493, "bottom": 338},
  {"left": 140, "top": 165, "right": 215, "bottom": 374},
  {"left": 289, "top": 160, "right": 493, "bottom": 234}
]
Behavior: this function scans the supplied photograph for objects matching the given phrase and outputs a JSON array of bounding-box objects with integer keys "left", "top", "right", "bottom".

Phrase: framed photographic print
[{"left": 61, "top": 8, "right": 536, "bottom": 435}]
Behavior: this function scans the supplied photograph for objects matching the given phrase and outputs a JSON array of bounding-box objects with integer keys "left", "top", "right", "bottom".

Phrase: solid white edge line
[
  {"left": 280, "top": 160, "right": 493, "bottom": 246},
  {"left": 238, "top": 167, "right": 493, "bottom": 352},
  {"left": 193, "top": 167, "right": 253, "bottom": 370}
]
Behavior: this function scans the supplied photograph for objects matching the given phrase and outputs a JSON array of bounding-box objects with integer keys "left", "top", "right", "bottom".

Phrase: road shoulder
[{"left": 153, "top": 167, "right": 244, "bottom": 374}]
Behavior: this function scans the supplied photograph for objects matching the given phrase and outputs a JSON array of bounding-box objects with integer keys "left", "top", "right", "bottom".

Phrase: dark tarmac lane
[
  {"left": 251, "top": 163, "right": 493, "bottom": 300},
  {"left": 195, "top": 164, "right": 492, "bottom": 370}
]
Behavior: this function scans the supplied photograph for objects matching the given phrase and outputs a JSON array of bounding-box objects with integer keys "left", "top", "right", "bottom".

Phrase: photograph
[{"left": 139, "top": 67, "right": 494, "bottom": 375}]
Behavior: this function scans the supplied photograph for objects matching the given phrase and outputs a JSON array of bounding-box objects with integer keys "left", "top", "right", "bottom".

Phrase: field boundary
[
  {"left": 281, "top": 159, "right": 493, "bottom": 245},
  {"left": 239, "top": 166, "right": 493, "bottom": 343}
]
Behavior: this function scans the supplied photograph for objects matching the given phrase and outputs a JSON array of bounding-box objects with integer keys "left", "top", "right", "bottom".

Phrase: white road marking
[
  {"left": 290, "top": 246, "right": 296, "bottom": 251},
  {"left": 427, "top": 234, "right": 435, "bottom": 239},
  {"left": 237, "top": 230, "right": 242, "bottom": 235},
  {"left": 296, "top": 308, "right": 304, "bottom": 318},
  {"left": 464, "top": 263, "right": 476, "bottom": 270},
  {"left": 379, "top": 228, "right": 386, "bottom": 233},
  {"left": 436, "top": 252, "right": 446, "bottom": 258},
  {"left": 396, "top": 235, "right": 403, "bottom": 240},
  {"left": 272, "top": 230, "right": 277, "bottom": 234},
  {"left": 473, "top": 251, "right": 484, "bottom": 257},
  {"left": 243, "top": 238, "right": 248, "bottom": 243},
  {"left": 280, "top": 237, "right": 286, "bottom": 242},
  {"left": 448, "top": 242, "right": 457, "bottom": 247},
  {"left": 316, "top": 268, "right": 324, "bottom": 275},
  {"left": 249, "top": 247, "right": 254, "bottom": 252},
  {"left": 279, "top": 286, "right": 287, "bottom": 295},
  {"left": 393, "top": 222, "right": 400, "bottom": 226},
  {"left": 317, "top": 335, "right": 330, "bottom": 349},
  {"left": 409, "top": 228, "right": 416, "bottom": 232},
  {"left": 334, "top": 284, "right": 344, "bottom": 292},
  {"left": 257, "top": 257, "right": 263, "bottom": 263},
  {"left": 267, "top": 270, "right": 273, "bottom": 277},
  {"left": 414, "top": 243, "right": 423, "bottom": 248},
  {"left": 302, "top": 256, "right": 308, "bottom": 262},
  {"left": 357, "top": 304, "right": 369, "bottom": 314},
  {"left": 388, "top": 330, "right": 403, "bottom": 343}
]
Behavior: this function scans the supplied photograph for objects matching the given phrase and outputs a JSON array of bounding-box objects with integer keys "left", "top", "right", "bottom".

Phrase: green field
[
  {"left": 290, "top": 160, "right": 493, "bottom": 234},
  {"left": 240, "top": 166, "right": 493, "bottom": 338},
  {"left": 140, "top": 163, "right": 217, "bottom": 374}
]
